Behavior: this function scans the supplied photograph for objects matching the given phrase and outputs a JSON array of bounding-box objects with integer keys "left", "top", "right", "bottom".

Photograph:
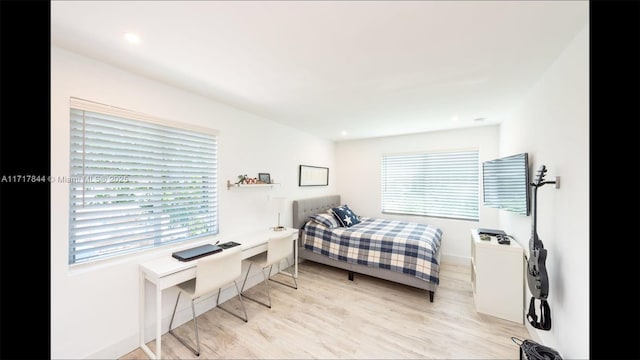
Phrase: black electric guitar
[
  {"left": 526, "top": 165, "right": 556, "bottom": 331},
  {"left": 526, "top": 165, "right": 550, "bottom": 299}
]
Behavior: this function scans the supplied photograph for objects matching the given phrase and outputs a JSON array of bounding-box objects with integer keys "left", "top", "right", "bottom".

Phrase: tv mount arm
[
  {"left": 530, "top": 179, "right": 557, "bottom": 188},
  {"left": 530, "top": 175, "right": 560, "bottom": 189}
]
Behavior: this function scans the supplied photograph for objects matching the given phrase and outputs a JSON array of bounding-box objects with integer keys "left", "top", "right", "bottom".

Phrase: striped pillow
[{"left": 308, "top": 213, "right": 340, "bottom": 228}]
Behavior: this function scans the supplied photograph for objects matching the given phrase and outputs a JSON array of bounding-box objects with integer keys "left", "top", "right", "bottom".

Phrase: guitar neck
[
  {"left": 530, "top": 184, "right": 544, "bottom": 251},
  {"left": 531, "top": 187, "right": 537, "bottom": 239},
  {"left": 530, "top": 165, "right": 546, "bottom": 250}
]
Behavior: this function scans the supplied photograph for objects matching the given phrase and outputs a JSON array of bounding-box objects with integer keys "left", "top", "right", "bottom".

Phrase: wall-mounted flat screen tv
[{"left": 482, "top": 152, "right": 530, "bottom": 216}]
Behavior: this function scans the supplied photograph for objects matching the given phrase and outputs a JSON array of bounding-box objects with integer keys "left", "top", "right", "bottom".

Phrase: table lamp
[{"left": 270, "top": 196, "right": 286, "bottom": 231}]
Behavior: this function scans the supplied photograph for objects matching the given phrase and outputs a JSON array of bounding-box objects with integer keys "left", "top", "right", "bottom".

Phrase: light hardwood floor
[{"left": 122, "top": 260, "right": 528, "bottom": 359}]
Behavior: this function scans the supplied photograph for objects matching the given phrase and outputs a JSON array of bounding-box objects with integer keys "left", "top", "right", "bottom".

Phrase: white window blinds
[
  {"left": 69, "top": 98, "right": 218, "bottom": 264},
  {"left": 381, "top": 150, "right": 479, "bottom": 221}
]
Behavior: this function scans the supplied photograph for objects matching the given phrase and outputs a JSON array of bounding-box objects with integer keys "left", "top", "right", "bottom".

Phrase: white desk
[{"left": 139, "top": 227, "right": 298, "bottom": 359}]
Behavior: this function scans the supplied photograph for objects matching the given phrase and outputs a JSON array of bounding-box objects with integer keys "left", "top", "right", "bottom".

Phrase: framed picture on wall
[{"left": 299, "top": 165, "right": 329, "bottom": 186}]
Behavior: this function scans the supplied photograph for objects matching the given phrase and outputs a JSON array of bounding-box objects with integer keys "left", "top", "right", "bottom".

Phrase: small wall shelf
[{"left": 227, "top": 180, "right": 279, "bottom": 190}]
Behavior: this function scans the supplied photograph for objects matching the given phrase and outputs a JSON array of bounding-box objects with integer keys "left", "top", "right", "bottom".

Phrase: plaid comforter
[{"left": 302, "top": 217, "right": 442, "bottom": 284}]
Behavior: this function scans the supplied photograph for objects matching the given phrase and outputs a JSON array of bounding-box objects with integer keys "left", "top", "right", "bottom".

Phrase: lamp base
[{"left": 272, "top": 226, "right": 287, "bottom": 231}]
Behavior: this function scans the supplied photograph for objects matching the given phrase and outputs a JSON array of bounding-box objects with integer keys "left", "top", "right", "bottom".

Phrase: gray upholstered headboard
[{"left": 292, "top": 195, "right": 341, "bottom": 230}]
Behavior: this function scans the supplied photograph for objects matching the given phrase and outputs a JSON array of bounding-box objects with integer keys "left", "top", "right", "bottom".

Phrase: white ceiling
[{"left": 51, "top": 1, "right": 587, "bottom": 142}]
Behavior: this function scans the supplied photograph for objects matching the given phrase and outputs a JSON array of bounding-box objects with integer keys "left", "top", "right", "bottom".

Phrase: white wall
[
  {"left": 334, "top": 126, "right": 500, "bottom": 264},
  {"left": 333, "top": 21, "right": 588, "bottom": 358},
  {"left": 51, "top": 46, "right": 336, "bottom": 359},
  {"left": 498, "top": 25, "right": 588, "bottom": 357}
]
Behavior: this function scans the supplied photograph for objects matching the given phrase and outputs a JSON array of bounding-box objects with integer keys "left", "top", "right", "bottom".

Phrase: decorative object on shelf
[
  {"left": 236, "top": 174, "right": 248, "bottom": 185},
  {"left": 299, "top": 165, "right": 329, "bottom": 186},
  {"left": 270, "top": 196, "right": 287, "bottom": 231},
  {"left": 235, "top": 174, "right": 268, "bottom": 185},
  {"left": 258, "top": 173, "right": 271, "bottom": 184}
]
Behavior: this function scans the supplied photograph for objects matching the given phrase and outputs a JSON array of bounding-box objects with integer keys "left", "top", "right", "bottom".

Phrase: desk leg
[
  {"left": 294, "top": 236, "right": 298, "bottom": 278},
  {"left": 140, "top": 274, "right": 157, "bottom": 359},
  {"left": 155, "top": 286, "right": 162, "bottom": 359},
  {"left": 139, "top": 271, "right": 145, "bottom": 351}
]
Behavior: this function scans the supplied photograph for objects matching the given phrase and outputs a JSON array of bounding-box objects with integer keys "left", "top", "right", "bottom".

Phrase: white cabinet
[{"left": 470, "top": 229, "right": 523, "bottom": 323}]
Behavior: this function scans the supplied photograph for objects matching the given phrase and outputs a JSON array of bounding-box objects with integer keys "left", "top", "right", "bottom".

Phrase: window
[
  {"left": 68, "top": 98, "right": 218, "bottom": 264},
  {"left": 381, "top": 150, "right": 479, "bottom": 221}
]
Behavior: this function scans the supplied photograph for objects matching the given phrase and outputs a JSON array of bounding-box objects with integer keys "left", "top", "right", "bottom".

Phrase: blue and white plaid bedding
[{"left": 302, "top": 217, "right": 443, "bottom": 284}]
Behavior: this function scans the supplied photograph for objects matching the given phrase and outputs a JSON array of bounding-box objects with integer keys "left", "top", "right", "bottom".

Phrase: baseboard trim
[{"left": 441, "top": 253, "right": 470, "bottom": 267}]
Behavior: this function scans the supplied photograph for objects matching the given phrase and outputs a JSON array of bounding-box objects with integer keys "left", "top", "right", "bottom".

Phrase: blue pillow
[{"left": 331, "top": 204, "right": 361, "bottom": 227}]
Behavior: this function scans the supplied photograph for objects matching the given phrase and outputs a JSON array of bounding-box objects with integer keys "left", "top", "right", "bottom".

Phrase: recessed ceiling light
[
  {"left": 451, "top": 116, "right": 459, "bottom": 122},
  {"left": 340, "top": 130, "right": 348, "bottom": 136},
  {"left": 124, "top": 32, "right": 141, "bottom": 44}
]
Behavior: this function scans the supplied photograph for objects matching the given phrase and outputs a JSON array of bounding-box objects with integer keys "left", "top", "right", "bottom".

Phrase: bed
[{"left": 293, "top": 195, "right": 443, "bottom": 302}]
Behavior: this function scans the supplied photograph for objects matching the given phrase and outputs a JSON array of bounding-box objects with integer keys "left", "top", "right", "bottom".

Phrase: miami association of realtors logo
[
  {"left": 50, "top": 175, "right": 130, "bottom": 183},
  {"left": 0, "top": 175, "right": 130, "bottom": 183}
]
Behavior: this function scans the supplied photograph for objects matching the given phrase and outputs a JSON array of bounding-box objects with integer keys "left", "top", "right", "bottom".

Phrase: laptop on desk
[{"left": 172, "top": 244, "right": 222, "bottom": 262}]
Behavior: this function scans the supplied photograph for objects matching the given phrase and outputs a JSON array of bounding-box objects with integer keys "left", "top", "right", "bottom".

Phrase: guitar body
[{"left": 526, "top": 245, "right": 549, "bottom": 299}]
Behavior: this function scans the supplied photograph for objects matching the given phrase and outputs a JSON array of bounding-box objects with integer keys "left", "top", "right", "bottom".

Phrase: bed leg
[
  {"left": 348, "top": 271, "right": 354, "bottom": 281},
  {"left": 429, "top": 291, "right": 434, "bottom": 303}
]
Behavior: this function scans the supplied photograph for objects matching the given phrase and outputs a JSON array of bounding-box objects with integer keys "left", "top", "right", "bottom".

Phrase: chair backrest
[
  {"left": 266, "top": 233, "right": 293, "bottom": 266},
  {"left": 194, "top": 246, "right": 242, "bottom": 298}
]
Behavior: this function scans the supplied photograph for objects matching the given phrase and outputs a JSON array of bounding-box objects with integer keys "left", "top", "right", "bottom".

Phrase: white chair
[
  {"left": 240, "top": 233, "right": 298, "bottom": 308},
  {"left": 168, "top": 247, "right": 247, "bottom": 356}
]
